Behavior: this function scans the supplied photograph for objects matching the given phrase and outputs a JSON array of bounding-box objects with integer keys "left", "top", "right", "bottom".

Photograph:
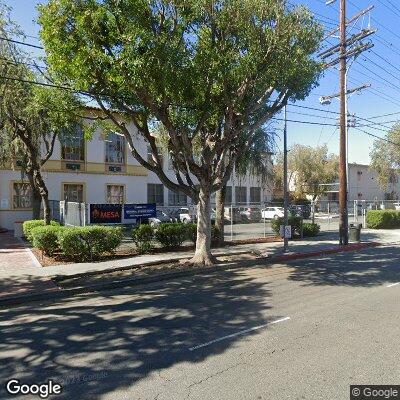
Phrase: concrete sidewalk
[
  {"left": 0, "top": 232, "right": 59, "bottom": 301},
  {"left": 0, "top": 229, "right": 388, "bottom": 306}
]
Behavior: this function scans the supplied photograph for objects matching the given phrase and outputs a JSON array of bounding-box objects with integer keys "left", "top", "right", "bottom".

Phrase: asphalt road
[{"left": 1, "top": 244, "right": 399, "bottom": 400}]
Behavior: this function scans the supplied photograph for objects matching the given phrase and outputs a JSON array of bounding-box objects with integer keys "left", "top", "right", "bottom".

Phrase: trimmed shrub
[
  {"left": 132, "top": 224, "right": 154, "bottom": 254},
  {"left": 185, "top": 223, "right": 197, "bottom": 244},
  {"left": 186, "top": 223, "right": 220, "bottom": 244},
  {"left": 155, "top": 223, "right": 187, "bottom": 248},
  {"left": 31, "top": 225, "right": 62, "bottom": 256},
  {"left": 23, "top": 220, "right": 60, "bottom": 243},
  {"left": 302, "top": 223, "right": 320, "bottom": 237},
  {"left": 366, "top": 210, "right": 400, "bottom": 229},
  {"left": 58, "top": 226, "right": 123, "bottom": 261},
  {"left": 271, "top": 215, "right": 303, "bottom": 237}
]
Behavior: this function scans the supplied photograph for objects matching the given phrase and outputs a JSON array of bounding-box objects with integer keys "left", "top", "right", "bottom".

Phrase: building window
[
  {"left": 63, "top": 184, "right": 84, "bottom": 203},
  {"left": 357, "top": 170, "right": 362, "bottom": 182},
  {"left": 168, "top": 189, "right": 187, "bottom": 206},
  {"left": 60, "top": 125, "right": 85, "bottom": 161},
  {"left": 250, "top": 187, "right": 261, "bottom": 203},
  {"left": 147, "top": 184, "right": 164, "bottom": 206},
  {"left": 107, "top": 185, "right": 124, "bottom": 204},
  {"left": 105, "top": 133, "right": 125, "bottom": 164},
  {"left": 13, "top": 182, "right": 32, "bottom": 209},
  {"left": 147, "top": 145, "right": 163, "bottom": 166},
  {"left": 235, "top": 186, "right": 247, "bottom": 204},
  {"left": 225, "top": 186, "right": 232, "bottom": 204}
]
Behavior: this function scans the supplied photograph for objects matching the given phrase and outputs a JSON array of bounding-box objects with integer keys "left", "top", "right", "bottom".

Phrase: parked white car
[
  {"left": 261, "top": 206, "right": 284, "bottom": 220},
  {"left": 173, "top": 207, "right": 197, "bottom": 223}
]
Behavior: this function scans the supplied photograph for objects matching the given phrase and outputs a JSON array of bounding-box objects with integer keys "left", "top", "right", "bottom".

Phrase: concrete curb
[
  {"left": 0, "top": 241, "right": 379, "bottom": 308},
  {"left": 267, "top": 241, "right": 380, "bottom": 263},
  {"left": 49, "top": 249, "right": 253, "bottom": 280}
]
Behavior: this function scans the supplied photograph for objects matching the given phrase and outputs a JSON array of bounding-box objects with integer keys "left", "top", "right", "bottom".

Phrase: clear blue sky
[{"left": 4, "top": 0, "right": 400, "bottom": 165}]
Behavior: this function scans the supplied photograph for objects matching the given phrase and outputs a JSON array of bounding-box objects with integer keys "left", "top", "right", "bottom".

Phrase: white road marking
[
  {"left": 188, "top": 316, "right": 291, "bottom": 351},
  {"left": 386, "top": 282, "right": 400, "bottom": 288}
]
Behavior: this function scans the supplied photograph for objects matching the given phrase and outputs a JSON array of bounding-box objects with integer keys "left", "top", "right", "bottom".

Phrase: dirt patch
[
  {"left": 31, "top": 236, "right": 281, "bottom": 267},
  {"left": 54, "top": 252, "right": 261, "bottom": 289}
]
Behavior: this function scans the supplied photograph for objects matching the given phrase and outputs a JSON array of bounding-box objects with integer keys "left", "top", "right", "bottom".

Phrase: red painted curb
[{"left": 270, "top": 242, "right": 380, "bottom": 263}]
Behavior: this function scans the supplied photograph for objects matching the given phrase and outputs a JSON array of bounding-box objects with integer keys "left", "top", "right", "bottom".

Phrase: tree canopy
[
  {"left": 0, "top": 4, "right": 83, "bottom": 221},
  {"left": 38, "top": 0, "right": 323, "bottom": 264},
  {"left": 274, "top": 144, "right": 339, "bottom": 201},
  {"left": 370, "top": 123, "right": 400, "bottom": 191}
]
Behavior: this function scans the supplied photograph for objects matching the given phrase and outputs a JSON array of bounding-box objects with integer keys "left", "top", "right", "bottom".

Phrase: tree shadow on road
[
  {"left": 287, "top": 244, "right": 400, "bottom": 287},
  {"left": 0, "top": 268, "right": 280, "bottom": 399}
]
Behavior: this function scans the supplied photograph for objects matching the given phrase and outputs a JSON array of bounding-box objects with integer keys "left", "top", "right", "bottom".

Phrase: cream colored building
[
  {"left": 0, "top": 116, "right": 271, "bottom": 230},
  {"left": 324, "top": 163, "right": 400, "bottom": 202}
]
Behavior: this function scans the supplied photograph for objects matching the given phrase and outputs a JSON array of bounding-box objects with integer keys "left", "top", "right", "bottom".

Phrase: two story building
[
  {"left": 324, "top": 163, "right": 400, "bottom": 202},
  {"left": 0, "top": 111, "right": 272, "bottom": 230}
]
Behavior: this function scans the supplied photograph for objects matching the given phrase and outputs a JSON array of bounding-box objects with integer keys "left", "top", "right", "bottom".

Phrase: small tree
[
  {"left": 0, "top": 7, "right": 82, "bottom": 223},
  {"left": 274, "top": 144, "right": 339, "bottom": 201},
  {"left": 370, "top": 123, "right": 400, "bottom": 194},
  {"left": 39, "top": 0, "right": 323, "bottom": 265}
]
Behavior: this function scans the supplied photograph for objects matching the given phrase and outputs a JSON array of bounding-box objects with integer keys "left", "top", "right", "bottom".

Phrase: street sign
[
  {"left": 280, "top": 225, "right": 292, "bottom": 239},
  {"left": 123, "top": 203, "right": 157, "bottom": 222}
]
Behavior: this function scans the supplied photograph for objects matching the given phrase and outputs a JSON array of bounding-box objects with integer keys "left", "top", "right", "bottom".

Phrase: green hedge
[
  {"left": 366, "top": 210, "right": 400, "bottom": 229},
  {"left": 185, "top": 223, "right": 220, "bottom": 244},
  {"left": 271, "top": 215, "right": 303, "bottom": 237},
  {"left": 132, "top": 224, "right": 154, "bottom": 254},
  {"left": 23, "top": 220, "right": 60, "bottom": 243},
  {"left": 57, "top": 226, "right": 123, "bottom": 261},
  {"left": 31, "top": 225, "right": 63, "bottom": 256},
  {"left": 155, "top": 223, "right": 187, "bottom": 248},
  {"left": 302, "top": 223, "right": 320, "bottom": 237}
]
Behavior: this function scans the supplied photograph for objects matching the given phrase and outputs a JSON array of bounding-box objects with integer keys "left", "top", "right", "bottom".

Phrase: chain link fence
[{"left": 56, "top": 199, "right": 400, "bottom": 241}]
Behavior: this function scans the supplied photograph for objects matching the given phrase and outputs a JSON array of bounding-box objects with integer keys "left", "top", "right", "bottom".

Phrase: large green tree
[
  {"left": 0, "top": 5, "right": 83, "bottom": 223},
  {"left": 39, "top": 0, "right": 323, "bottom": 265}
]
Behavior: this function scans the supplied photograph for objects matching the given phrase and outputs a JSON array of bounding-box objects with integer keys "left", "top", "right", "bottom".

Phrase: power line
[
  {"left": 366, "top": 111, "right": 400, "bottom": 120},
  {"left": 369, "top": 49, "right": 400, "bottom": 75},
  {"left": 355, "top": 128, "right": 400, "bottom": 148},
  {"left": 272, "top": 117, "right": 337, "bottom": 127},
  {"left": 362, "top": 54, "right": 400, "bottom": 82},
  {"left": 0, "top": 36, "right": 43, "bottom": 50},
  {"left": 287, "top": 109, "right": 339, "bottom": 121},
  {"left": 380, "top": 0, "right": 400, "bottom": 20}
]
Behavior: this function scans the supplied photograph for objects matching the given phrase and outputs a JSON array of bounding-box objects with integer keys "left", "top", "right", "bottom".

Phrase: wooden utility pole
[
  {"left": 339, "top": 0, "right": 348, "bottom": 245},
  {"left": 321, "top": 1, "right": 374, "bottom": 245}
]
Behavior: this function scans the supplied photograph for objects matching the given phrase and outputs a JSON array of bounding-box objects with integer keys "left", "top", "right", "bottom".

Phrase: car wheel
[{"left": 273, "top": 215, "right": 279, "bottom": 219}]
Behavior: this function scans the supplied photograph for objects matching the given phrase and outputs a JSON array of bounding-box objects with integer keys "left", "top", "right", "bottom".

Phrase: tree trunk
[
  {"left": 27, "top": 171, "right": 41, "bottom": 219},
  {"left": 191, "top": 185, "right": 215, "bottom": 266},
  {"left": 34, "top": 170, "right": 51, "bottom": 225},
  {"left": 215, "top": 185, "right": 226, "bottom": 246}
]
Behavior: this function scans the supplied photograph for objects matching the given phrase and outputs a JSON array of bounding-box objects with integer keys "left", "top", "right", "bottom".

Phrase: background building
[{"left": 323, "top": 163, "right": 400, "bottom": 202}]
